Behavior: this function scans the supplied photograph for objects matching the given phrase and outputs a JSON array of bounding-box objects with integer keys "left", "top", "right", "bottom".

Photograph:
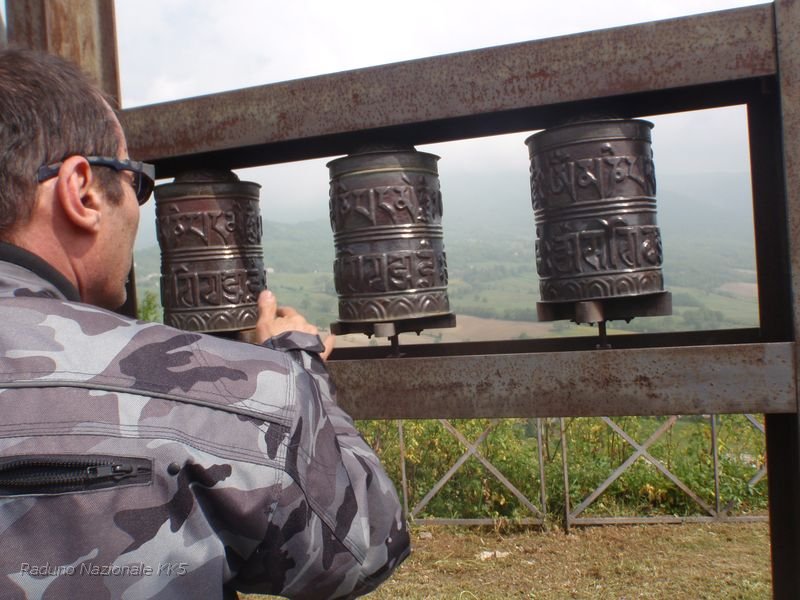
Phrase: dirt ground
[
  {"left": 243, "top": 522, "right": 770, "bottom": 599},
  {"left": 365, "top": 523, "right": 771, "bottom": 599}
]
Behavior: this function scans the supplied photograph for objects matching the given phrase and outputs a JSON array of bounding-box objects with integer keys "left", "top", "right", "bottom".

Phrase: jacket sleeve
[{"left": 233, "top": 331, "right": 410, "bottom": 599}]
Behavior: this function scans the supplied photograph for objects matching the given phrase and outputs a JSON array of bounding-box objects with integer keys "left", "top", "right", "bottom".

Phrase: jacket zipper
[{"left": 0, "top": 454, "right": 152, "bottom": 495}]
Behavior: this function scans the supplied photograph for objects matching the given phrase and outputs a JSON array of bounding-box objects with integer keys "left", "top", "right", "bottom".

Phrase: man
[{"left": 0, "top": 48, "right": 409, "bottom": 599}]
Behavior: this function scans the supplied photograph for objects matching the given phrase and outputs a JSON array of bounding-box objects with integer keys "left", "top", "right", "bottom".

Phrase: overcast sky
[{"left": 112, "top": 0, "right": 763, "bottom": 246}]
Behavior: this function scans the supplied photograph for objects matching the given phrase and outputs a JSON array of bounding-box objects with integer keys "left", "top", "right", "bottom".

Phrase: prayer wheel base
[
  {"left": 537, "top": 291, "right": 672, "bottom": 324},
  {"left": 331, "top": 313, "right": 457, "bottom": 338}
]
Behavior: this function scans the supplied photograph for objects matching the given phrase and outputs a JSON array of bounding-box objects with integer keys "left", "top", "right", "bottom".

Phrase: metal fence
[{"left": 383, "top": 414, "right": 767, "bottom": 530}]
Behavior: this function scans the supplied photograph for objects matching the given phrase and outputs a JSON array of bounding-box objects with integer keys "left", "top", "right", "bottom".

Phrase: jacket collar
[{"left": 0, "top": 241, "right": 81, "bottom": 301}]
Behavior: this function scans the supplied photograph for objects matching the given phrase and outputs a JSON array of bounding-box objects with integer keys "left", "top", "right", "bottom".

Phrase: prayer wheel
[
  {"left": 328, "top": 147, "right": 456, "bottom": 337},
  {"left": 154, "top": 170, "right": 266, "bottom": 333},
  {"left": 525, "top": 119, "right": 671, "bottom": 323}
]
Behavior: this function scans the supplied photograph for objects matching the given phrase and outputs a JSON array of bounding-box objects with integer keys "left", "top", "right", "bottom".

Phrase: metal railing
[{"left": 386, "top": 415, "right": 767, "bottom": 530}]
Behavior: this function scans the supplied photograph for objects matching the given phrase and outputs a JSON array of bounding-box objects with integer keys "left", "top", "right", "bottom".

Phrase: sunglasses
[{"left": 36, "top": 156, "right": 156, "bottom": 206}]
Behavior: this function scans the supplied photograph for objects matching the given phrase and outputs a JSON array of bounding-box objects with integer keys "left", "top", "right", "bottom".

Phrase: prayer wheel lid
[
  {"left": 327, "top": 146, "right": 440, "bottom": 178},
  {"left": 154, "top": 169, "right": 261, "bottom": 201},
  {"left": 172, "top": 169, "right": 241, "bottom": 183},
  {"left": 524, "top": 118, "right": 654, "bottom": 152}
]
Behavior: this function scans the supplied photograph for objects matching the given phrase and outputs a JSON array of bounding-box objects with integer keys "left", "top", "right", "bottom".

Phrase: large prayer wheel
[
  {"left": 154, "top": 170, "right": 266, "bottom": 333},
  {"left": 328, "top": 147, "right": 456, "bottom": 337},
  {"left": 525, "top": 119, "right": 671, "bottom": 323}
]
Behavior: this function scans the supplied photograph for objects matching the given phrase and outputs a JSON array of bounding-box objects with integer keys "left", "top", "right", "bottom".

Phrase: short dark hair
[{"left": 0, "top": 48, "right": 123, "bottom": 237}]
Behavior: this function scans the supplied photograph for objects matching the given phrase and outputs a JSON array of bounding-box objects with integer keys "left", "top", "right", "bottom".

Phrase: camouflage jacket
[{"left": 0, "top": 244, "right": 409, "bottom": 599}]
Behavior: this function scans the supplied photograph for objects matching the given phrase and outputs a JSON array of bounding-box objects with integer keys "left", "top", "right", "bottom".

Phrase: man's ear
[{"left": 54, "top": 156, "right": 102, "bottom": 233}]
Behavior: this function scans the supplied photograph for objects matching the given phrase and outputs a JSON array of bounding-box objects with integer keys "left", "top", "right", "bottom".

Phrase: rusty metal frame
[
  {"left": 329, "top": 341, "right": 795, "bottom": 419},
  {"left": 5, "top": 0, "right": 119, "bottom": 100},
  {"left": 120, "top": 4, "right": 777, "bottom": 176},
  {"left": 9, "top": 1, "right": 800, "bottom": 596},
  {"left": 113, "top": 1, "right": 796, "bottom": 425}
]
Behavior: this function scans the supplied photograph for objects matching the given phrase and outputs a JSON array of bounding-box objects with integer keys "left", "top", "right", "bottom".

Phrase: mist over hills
[
  {"left": 439, "top": 168, "right": 755, "bottom": 241},
  {"left": 137, "top": 169, "right": 755, "bottom": 263}
]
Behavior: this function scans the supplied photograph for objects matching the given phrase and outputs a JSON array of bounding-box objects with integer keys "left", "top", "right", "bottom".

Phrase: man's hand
[{"left": 255, "top": 290, "right": 335, "bottom": 360}]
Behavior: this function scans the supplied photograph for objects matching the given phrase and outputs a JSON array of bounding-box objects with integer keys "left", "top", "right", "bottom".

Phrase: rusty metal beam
[
  {"left": 328, "top": 342, "right": 796, "bottom": 420},
  {"left": 766, "top": 2, "right": 800, "bottom": 598},
  {"left": 776, "top": 0, "right": 800, "bottom": 379},
  {"left": 121, "top": 4, "right": 776, "bottom": 176},
  {"left": 6, "top": 0, "right": 120, "bottom": 101}
]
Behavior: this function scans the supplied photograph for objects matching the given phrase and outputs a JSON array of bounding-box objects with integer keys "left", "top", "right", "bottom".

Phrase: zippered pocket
[{"left": 0, "top": 454, "right": 152, "bottom": 496}]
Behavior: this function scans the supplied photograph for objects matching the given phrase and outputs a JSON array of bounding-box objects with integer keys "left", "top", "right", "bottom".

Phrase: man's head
[
  {"left": 0, "top": 48, "right": 153, "bottom": 309},
  {"left": 0, "top": 48, "right": 124, "bottom": 233}
]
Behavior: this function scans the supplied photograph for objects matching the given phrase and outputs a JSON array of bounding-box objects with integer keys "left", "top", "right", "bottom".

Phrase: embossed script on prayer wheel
[
  {"left": 328, "top": 148, "right": 456, "bottom": 337},
  {"left": 525, "top": 120, "right": 671, "bottom": 323},
  {"left": 155, "top": 170, "right": 266, "bottom": 333}
]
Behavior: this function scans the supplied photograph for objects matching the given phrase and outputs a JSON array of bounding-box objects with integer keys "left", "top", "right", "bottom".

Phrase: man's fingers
[
  {"left": 258, "top": 290, "right": 278, "bottom": 321},
  {"left": 321, "top": 334, "right": 336, "bottom": 361},
  {"left": 255, "top": 290, "right": 279, "bottom": 342},
  {"left": 276, "top": 306, "right": 299, "bottom": 318},
  {"left": 255, "top": 291, "right": 327, "bottom": 348}
]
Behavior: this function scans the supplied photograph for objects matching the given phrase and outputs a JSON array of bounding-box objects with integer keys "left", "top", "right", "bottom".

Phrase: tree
[{"left": 137, "top": 290, "right": 162, "bottom": 323}]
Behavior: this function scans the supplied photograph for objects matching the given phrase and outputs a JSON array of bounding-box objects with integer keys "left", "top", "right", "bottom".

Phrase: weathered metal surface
[
  {"left": 776, "top": 0, "right": 800, "bottom": 396},
  {"left": 328, "top": 342, "right": 796, "bottom": 420},
  {"left": 6, "top": 0, "right": 120, "bottom": 101},
  {"left": 525, "top": 119, "right": 670, "bottom": 322},
  {"left": 766, "top": 4, "right": 800, "bottom": 598},
  {"left": 327, "top": 148, "right": 455, "bottom": 336},
  {"left": 154, "top": 171, "right": 266, "bottom": 333},
  {"left": 121, "top": 4, "right": 776, "bottom": 173}
]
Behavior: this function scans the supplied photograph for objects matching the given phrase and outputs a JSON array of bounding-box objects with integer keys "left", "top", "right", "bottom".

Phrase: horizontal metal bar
[
  {"left": 329, "top": 342, "right": 796, "bottom": 420},
  {"left": 569, "top": 515, "right": 768, "bottom": 526},
  {"left": 330, "top": 328, "right": 765, "bottom": 361},
  {"left": 121, "top": 4, "right": 775, "bottom": 175},
  {"left": 410, "top": 518, "right": 545, "bottom": 527}
]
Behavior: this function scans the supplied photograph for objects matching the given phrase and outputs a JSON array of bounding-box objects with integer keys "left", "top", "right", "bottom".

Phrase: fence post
[
  {"left": 560, "top": 418, "right": 571, "bottom": 532},
  {"left": 711, "top": 415, "right": 721, "bottom": 517},
  {"left": 537, "top": 418, "right": 548, "bottom": 527}
]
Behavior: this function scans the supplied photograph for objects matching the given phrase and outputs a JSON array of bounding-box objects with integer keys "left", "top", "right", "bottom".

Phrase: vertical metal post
[
  {"left": 560, "top": 418, "right": 571, "bottom": 532},
  {"left": 751, "top": 105, "right": 800, "bottom": 593},
  {"left": 397, "top": 420, "right": 410, "bottom": 519},
  {"left": 711, "top": 415, "right": 721, "bottom": 517},
  {"left": 6, "top": 0, "right": 120, "bottom": 99},
  {"left": 751, "top": 3, "right": 800, "bottom": 596},
  {"left": 1, "top": 8, "right": 6, "bottom": 48},
  {"left": 536, "top": 418, "right": 547, "bottom": 525}
]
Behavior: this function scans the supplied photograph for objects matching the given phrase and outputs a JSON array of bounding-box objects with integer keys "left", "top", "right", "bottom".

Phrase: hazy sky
[{"left": 111, "top": 0, "right": 762, "bottom": 246}]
